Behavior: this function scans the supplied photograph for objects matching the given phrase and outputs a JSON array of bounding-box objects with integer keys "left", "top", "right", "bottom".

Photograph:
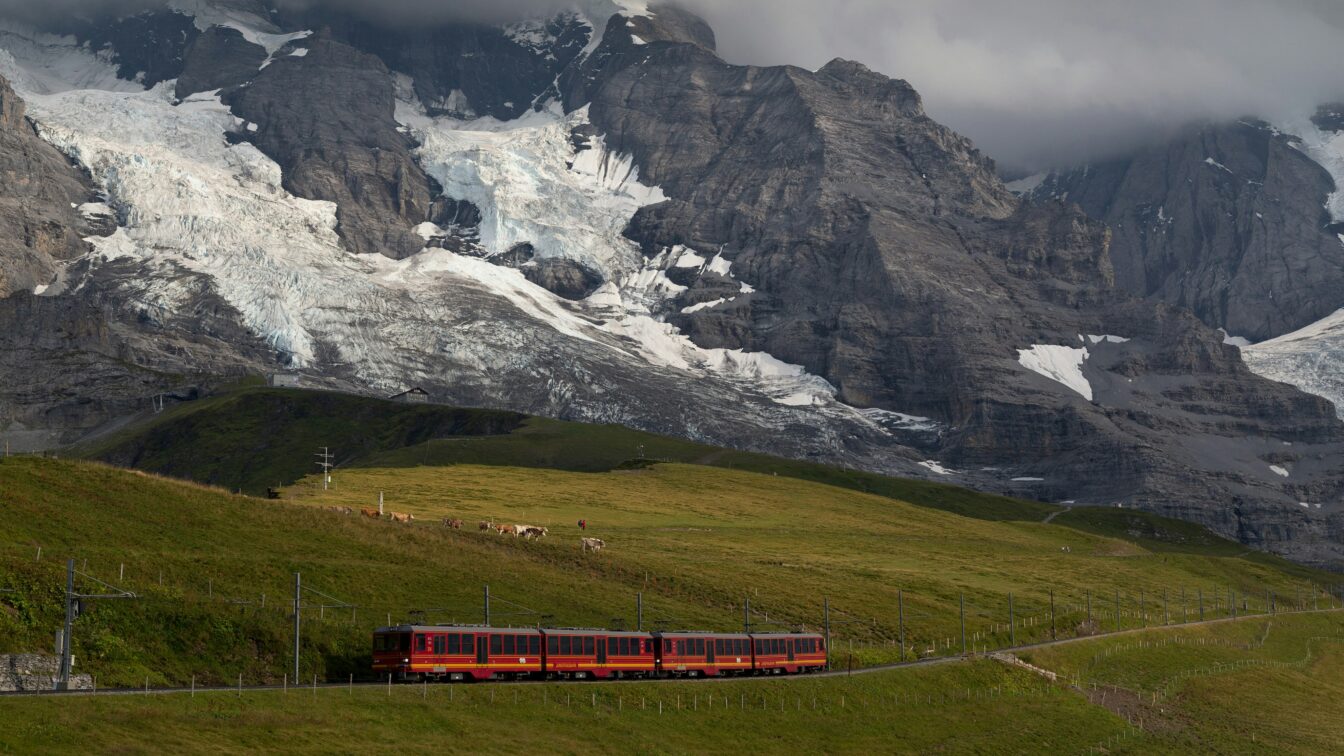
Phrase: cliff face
[
  {"left": 0, "top": 77, "right": 97, "bottom": 298},
  {"left": 1028, "top": 121, "right": 1344, "bottom": 343}
]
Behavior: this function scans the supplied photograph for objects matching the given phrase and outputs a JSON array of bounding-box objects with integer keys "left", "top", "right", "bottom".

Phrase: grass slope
[{"left": 2, "top": 457, "right": 1336, "bottom": 691}]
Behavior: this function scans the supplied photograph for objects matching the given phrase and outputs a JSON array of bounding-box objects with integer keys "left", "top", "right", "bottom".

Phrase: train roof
[
  {"left": 374, "top": 625, "right": 654, "bottom": 637},
  {"left": 374, "top": 625, "right": 543, "bottom": 634},
  {"left": 651, "top": 630, "right": 751, "bottom": 638},
  {"left": 747, "top": 631, "right": 822, "bottom": 638}
]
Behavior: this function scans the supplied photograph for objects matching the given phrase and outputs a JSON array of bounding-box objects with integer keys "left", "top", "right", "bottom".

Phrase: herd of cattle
[{"left": 323, "top": 506, "right": 606, "bottom": 551}]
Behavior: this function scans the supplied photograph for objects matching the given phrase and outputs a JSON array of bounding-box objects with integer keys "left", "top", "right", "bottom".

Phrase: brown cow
[
  {"left": 496, "top": 524, "right": 518, "bottom": 536},
  {"left": 390, "top": 512, "right": 414, "bottom": 523},
  {"left": 444, "top": 518, "right": 464, "bottom": 529},
  {"left": 360, "top": 508, "right": 380, "bottom": 519}
]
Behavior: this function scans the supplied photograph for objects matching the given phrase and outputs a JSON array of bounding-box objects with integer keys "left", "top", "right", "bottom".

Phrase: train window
[
  {"left": 433, "top": 635, "right": 445, "bottom": 655},
  {"left": 583, "top": 636, "right": 595, "bottom": 655},
  {"left": 608, "top": 638, "right": 618, "bottom": 655},
  {"left": 530, "top": 636, "right": 540, "bottom": 655},
  {"left": 415, "top": 635, "right": 426, "bottom": 653},
  {"left": 463, "top": 634, "right": 475, "bottom": 654},
  {"left": 447, "top": 635, "right": 459, "bottom": 654},
  {"left": 560, "top": 636, "right": 572, "bottom": 655},
  {"left": 620, "top": 638, "right": 630, "bottom": 655},
  {"left": 696, "top": 639, "right": 705, "bottom": 655},
  {"left": 504, "top": 635, "right": 515, "bottom": 655},
  {"left": 490, "top": 635, "right": 502, "bottom": 655},
  {"left": 548, "top": 636, "right": 559, "bottom": 654}
]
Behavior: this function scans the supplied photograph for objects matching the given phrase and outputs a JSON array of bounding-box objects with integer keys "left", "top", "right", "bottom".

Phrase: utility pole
[
  {"left": 1115, "top": 590, "right": 1121, "bottom": 632},
  {"left": 1049, "top": 588, "right": 1056, "bottom": 640},
  {"left": 897, "top": 590, "right": 906, "bottom": 657},
  {"left": 823, "top": 598, "right": 831, "bottom": 670},
  {"left": 57, "top": 558, "right": 134, "bottom": 690},
  {"left": 1139, "top": 589, "right": 1145, "bottom": 627},
  {"left": 293, "top": 573, "right": 302, "bottom": 683},
  {"left": 316, "top": 447, "right": 334, "bottom": 491},
  {"left": 959, "top": 594, "right": 966, "bottom": 656},
  {"left": 483, "top": 585, "right": 490, "bottom": 626},
  {"left": 743, "top": 597, "right": 751, "bottom": 634},
  {"left": 1199, "top": 588, "right": 1204, "bottom": 621},
  {"left": 1008, "top": 593, "right": 1015, "bottom": 647},
  {"left": 59, "top": 559, "right": 74, "bottom": 690},
  {"left": 636, "top": 592, "right": 643, "bottom": 632}
]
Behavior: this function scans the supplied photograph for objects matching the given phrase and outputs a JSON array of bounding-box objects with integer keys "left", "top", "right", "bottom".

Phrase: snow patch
[
  {"left": 1086, "top": 334, "right": 1130, "bottom": 345},
  {"left": 1005, "top": 172, "right": 1046, "bottom": 195},
  {"left": 1203, "top": 157, "right": 1233, "bottom": 174},
  {"left": 681, "top": 298, "right": 729, "bottom": 314},
  {"left": 1270, "top": 465, "right": 1290, "bottom": 478},
  {"left": 919, "top": 460, "right": 957, "bottom": 476},
  {"left": 1012, "top": 477, "right": 1045, "bottom": 482},
  {"left": 1018, "top": 344, "right": 1092, "bottom": 400},
  {"left": 1218, "top": 328, "right": 1253, "bottom": 348}
]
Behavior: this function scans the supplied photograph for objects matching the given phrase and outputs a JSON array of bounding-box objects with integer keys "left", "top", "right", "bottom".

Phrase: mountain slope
[{"left": 0, "top": 1, "right": 1341, "bottom": 565}]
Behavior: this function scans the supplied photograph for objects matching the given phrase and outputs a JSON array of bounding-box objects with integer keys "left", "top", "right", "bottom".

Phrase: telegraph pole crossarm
[{"left": 58, "top": 559, "right": 136, "bottom": 690}]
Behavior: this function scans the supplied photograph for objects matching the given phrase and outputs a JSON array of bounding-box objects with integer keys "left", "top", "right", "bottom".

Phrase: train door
[
  {"left": 597, "top": 636, "right": 607, "bottom": 665},
  {"left": 787, "top": 639, "right": 795, "bottom": 662},
  {"left": 476, "top": 634, "right": 489, "bottom": 665},
  {"left": 706, "top": 639, "right": 715, "bottom": 664}
]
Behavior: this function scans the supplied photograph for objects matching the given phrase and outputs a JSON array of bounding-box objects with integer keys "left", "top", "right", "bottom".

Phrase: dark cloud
[
  {"left": 5, "top": 1, "right": 1342, "bottom": 171},
  {"left": 681, "top": 0, "right": 1344, "bottom": 173}
]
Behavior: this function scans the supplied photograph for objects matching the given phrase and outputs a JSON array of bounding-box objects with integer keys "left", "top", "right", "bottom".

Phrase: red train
[{"left": 372, "top": 625, "right": 827, "bottom": 682}]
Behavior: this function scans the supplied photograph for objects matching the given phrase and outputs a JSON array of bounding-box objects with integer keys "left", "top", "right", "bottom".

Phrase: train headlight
[{"left": 402, "top": 658, "right": 410, "bottom": 663}]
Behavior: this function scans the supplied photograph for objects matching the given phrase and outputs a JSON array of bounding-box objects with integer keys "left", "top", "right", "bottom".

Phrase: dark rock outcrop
[
  {"left": 1027, "top": 121, "right": 1344, "bottom": 342},
  {"left": 84, "top": 10, "right": 200, "bottom": 87},
  {"left": 175, "top": 25, "right": 268, "bottom": 100},
  {"left": 0, "top": 76, "right": 100, "bottom": 298},
  {"left": 274, "top": 7, "right": 595, "bottom": 120},
  {"left": 523, "top": 258, "right": 604, "bottom": 300},
  {"left": 223, "top": 35, "right": 449, "bottom": 259}
]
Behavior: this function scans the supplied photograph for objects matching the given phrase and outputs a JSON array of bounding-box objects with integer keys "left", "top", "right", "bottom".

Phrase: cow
[
  {"left": 496, "top": 524, "right": 518, "bottom": 536},
  {"left": 479, "top": 521, "right": 493, "bottom": 531},
  {"left": 327, "top": 506, "right": 353, "bottom": 515},
  {"left": 581, "top": 537, "right": 606, "bottom": 553},
  {"left": 360, "top": 508, "right": 380, "bottom": 519},
  {"left": 390, "top": 512, "right": 414, "bottom": 523},
  {"left": 444, "top": 518, "right": 463, "bottom": 529},
  {"left": 516, "top": 525, "right": 547, "bottom": 540}
]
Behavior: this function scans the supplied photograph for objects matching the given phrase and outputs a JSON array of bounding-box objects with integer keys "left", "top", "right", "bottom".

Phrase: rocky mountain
[
  {"left": 1023, "top": 119, "right": 1344, "bottom": 343},
  {"left": 1, "top": 1, "right": 1342, "bottom": 566}
]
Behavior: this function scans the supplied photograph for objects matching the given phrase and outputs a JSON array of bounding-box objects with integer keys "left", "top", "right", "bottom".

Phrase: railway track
[{"left": 2, "top": 607, "right": 1338, "bottom": 699}]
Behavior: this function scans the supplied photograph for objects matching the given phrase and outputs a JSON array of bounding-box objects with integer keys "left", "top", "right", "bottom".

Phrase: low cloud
[
  {"left": 682, "top": 0, "right": 1344, "bottom": 173},
  {"left": 6, "top": 1, "right": 1342, "bottom": 171}
]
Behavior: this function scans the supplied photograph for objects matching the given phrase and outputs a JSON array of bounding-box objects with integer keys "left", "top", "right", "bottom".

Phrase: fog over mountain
[{"left": 6, "top": 0, "right": 1342, "bottom": 171}]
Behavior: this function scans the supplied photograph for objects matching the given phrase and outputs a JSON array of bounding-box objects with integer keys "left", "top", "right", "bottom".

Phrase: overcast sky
[
  {"left": 7, "top": 0, "right": 1343, "bottom": 172},
  {"left": 682, "top": 0, "right": 1344, "bottom": 173}
]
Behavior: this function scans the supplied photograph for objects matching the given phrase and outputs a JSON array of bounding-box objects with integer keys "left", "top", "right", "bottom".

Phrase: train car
[
  {"left": 653, "top": 632, "right": 753, "bottom": 677},
  {"left": 748, "top": 632, "right": 827, "bottom": 674},
  {"left": 372, "top": 625, "right": 544, "bottom": 681},
  {"left": 543, "top": 628, "right": 655, "bottom": 679}
]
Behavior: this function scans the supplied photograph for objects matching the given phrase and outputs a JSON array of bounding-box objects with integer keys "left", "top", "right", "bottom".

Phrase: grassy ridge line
[
  {"left": 1, "top": 614, "right": 1341, "bottom": 754},
  {"left": 73, "top": 387, "right": 1056, "bottom": 521}
]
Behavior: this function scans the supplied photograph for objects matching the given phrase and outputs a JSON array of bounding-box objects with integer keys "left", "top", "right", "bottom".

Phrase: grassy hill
[{"left": 2, "top": 456, "right": 1336, "bottom": 688}]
